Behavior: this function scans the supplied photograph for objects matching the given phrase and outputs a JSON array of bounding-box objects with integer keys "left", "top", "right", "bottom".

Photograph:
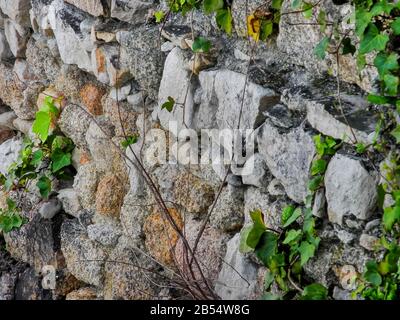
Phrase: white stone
[
  {"left": 325, "top": 153, "right": 378, "bottom": 225},
  {"left": 0, "top": 136, "right": 23, "bottom": 175},
  {"left": 39, "top": 199, "right": 62, "bottom": 220},
  {"left": 110, "top": 0, "right": 153, "bottom": 24},
  {"left": 241, "top": 153, "right": 269, "bottom": 188},
  {"left": 258, "top": 121, "right": 316, "bottom": 203},
  {"left": 215, "top": 234, "right": 259, "bottom": 300},
  {"left": 0, "top": 0, "right": 31, "bottom": 27},
  {"left": 4, "top": 19, "right": 30, "bottom": 58},
  {"left": 57, "top": 188, "right": 82, "bottom": 218}
]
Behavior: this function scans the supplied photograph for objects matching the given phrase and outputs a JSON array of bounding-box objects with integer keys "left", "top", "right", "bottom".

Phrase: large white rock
[
  {"left": 4, "top": 19, "right": 30, "bottom": 58},
  {"left": 0, "top": 0, "right": 31, "bottom": 27},
  {"left": 48, "top": 0, "right": 93, "bottom": 72},
  {"left": 258, "top": 121, "right": 315, "bottom": 203},
  {"left": 0, "top": 136, "right": 23, "bottom": 175},
  {"left": 325, "top": 153, "right": 378, "bottom": 225},
  {"left": 157, "top": 47, "right": 195, "bottom": 133},
  {"left": 215, "top": 234, "right": 260, "bottom": 300}
]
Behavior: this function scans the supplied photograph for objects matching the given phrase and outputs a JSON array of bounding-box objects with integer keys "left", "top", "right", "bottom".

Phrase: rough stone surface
[
  {"left": 325, "top": 154, "right": 378, "bottom": 225},
  {"left": 73, "top": 162, "right": 99, "bottom": 210},
  {"left": 143, "top": 207, "right": 183, "bottom": 267},
  {"left": 215, "top": 233, "right": 260, "bottom": 300},
  {"left": 95, "top": 174, "right": 126, "bottom": 218},
  {"left": 258, "top": 121, "right": 315, "bottom": 203},
  {"left": 57, "top": 188, "right": 82, "bottom": 217},
  {"left": 210, "top": 185, "right": 244, "bottom": 232},
  {"left": 61, "top": 219, "right": 106, "bottom": 286},
  {"left": 0, "top": 136, "right": 23, "bottom": 175}
]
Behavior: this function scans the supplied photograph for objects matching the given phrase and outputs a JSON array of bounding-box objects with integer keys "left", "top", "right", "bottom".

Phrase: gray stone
[
  {"left": 263, "top": 103, "right": 295, "bottom": 129},
  {"left": 0, "top": 0, "right": 31, "bottom": 27},
  {"left": 210, "top": 185, "right": 244, "bottom": 232},
  {"left": 39, "top": 198, "right": 62, "bottom": 220},
  {"left": 0, "top": 29, "right": 13, "bottom": 60},
  {"left": 215, "top": 233, "right": 259, "bottom": 300},
  {"left": 337, "top": 229, "right": 356, "bottom": 245},
  {"left": 365, "top": 219, "right": 381, "bottom": 232},
  {"left": 161, "top": 25, "right": 191, "bottom": 49},
  {"left": 332, "top": 286, "right": 353, "bottom": 300},
  {"left": 73, "top": 162, "right": 99, "bottom": 210},
  {"left": 87, "top": 223, "right": 121, "bottom": 247},
  {"left": 240, "top": 153, "right": 269, "bottom": 188},
  {"left": 117, "top": 25, "right": 164, "bottom": 99},
  {"left": 0, "top": 136, "right": 23, "bottom": 175},
  {"left": 267, "top": 179, "right": 286, "bottom": 197},
  {"left": 120, "top": 192, "right": 150, "bottom": 243},
  {"left": 59, "top": 104, "right": 92, "bottom": 149},
  {"left": 0, "top": 111, "right": 17, "bottom": 130},
  {"left": 325, "top": 153, "right": 378, "bottom": 225},
  {"left": 57, "top": 188, "right": 82, "bottom": 217},
  {"left": 110, "top": 0, "right": 154, "bottom": 24},
  {"left": 49, "top": 0, "right": 93, "bottom": 72},
  {"left": 61, "top": 219, "right": 106, "bottom": 286},
  {"left": 65, "top": 0, "right": 108, "bottom": 17},
  {"left": 4, "top": 212, "right": 56, "bottom": 273},
  {"left": 0, "top": 273, "right": 16, "bottom": 300},
  {"left": 359, "top": 234, "right": 380, "bottom": 251},
  {"left": 109, "top": 83, "right": 131, "bottom": 101},
  {"left": 4, "top": 19, "right": 30, "bottom": 58},
  {"left": 157, "top": 47, "right": 194, "bottom": 133},
  {"left": 258, "top": 121, "right": 315, "bottom": 203},
  {"left": 312, "top": 189, "right": 326, "bottom": 218},
  {"left": 197, "top": 69, "right": 279, "bottom": 131}
]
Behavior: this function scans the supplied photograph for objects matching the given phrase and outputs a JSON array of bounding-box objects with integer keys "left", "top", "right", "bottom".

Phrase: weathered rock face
[
  {"left": 325, "top": 154, "right": 378, "bottom": 225},
  {"left": 258, "top": 121, "right": 316, "bottom": 203},
  {"left": 0, "top": 0, "right": 390, "bottom": 301}
]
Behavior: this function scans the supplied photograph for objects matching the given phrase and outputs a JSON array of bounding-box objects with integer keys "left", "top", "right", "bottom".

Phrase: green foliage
[
  {"left": 301, "top": 283, "right": 328, "bottom": 300},
  {"left": 0, "top": 198, "right": 26, "bottom": 233},
  {"left": 162, "top": 96, "right": 175, "bottom": 112},
  {"left": 121, "top": 135, "right": 139, "bottom": 149},
  {"left": 154, "top": 11, "right": 165, "bottom": 23},
  {"left": 2, "top": 97, "right": 75, "bottom": 205},
  {"left": 192, "top": 36, "right": 212, "bottom": 53}
]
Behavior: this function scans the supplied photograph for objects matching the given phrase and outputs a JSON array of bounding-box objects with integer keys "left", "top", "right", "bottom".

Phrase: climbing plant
[{"left": 0, "top": 96, "right": 75, "bottom": 232}]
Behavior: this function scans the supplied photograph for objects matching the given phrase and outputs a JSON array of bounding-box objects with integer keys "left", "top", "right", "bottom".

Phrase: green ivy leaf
[
  {"left": 260, "top": 20, "right": 273, "bottom": 41},
  {"left": 51, "top": 148, "right": 72, "bottom": 173},
  {"left": 311, "top": 159, "right": 327, "bottom": 176},
  {"left": 374, "top": 52, "right": 399, "bottom": 77},
  {"left": 216, "top": 8, "right": 232, "bottom": 35},
  {"left": 239, "top": 225, "right": 253, "bottom": 253},
  {"left": 308, "top": 175, "right": 323, "bottom": 192},
  {"left": 298, "top": 241, "right": 316, "bottom": 266},
  {"left": 31, "top": 150, "right": 44, "bottom": 167},
  {"left": 391, "top": 17, "right": 400, "bottom": 35},
  {"left": 356, "top": 143, "right": 367, "bottom": 154},
  {"left": 390, "top": 125, "right": 400, "bottom": 144},
  {"left": 247, "top": 210, "right": 266, "bottom": 248},
  {"left": 162, "top": 96, "right": 175, "bottom": 112},
  {"left": 302, "top": 2, "right": 313, "bottom": 19},
  {"left": 255, "top": 232, "right": 278, "bottom": 266},
  {"left": 355, "top": 8, "right": 372, "bottom": 37},
  {"left": 383, "top": 74, "right": 399, "bottom": 96},
  {"left": 36, "top": 176, "right": 51, "bottom": 199},
  {"left": 314, "top": 36, "right": 330, "bottom": 60},
  {"left": 154, "top": 11, "right": 165, "bottom": 23},
  {"left": 32, "top": 111, "right": 51, "bottom": 143},
  {"left": 359, "top": 23, "right": 389, "bottom": 54},
  {"left": 203, "top": 0, "right": 224, "bottom": 14},
  {"left": 271, "top": 0, "right": 284, "bottom": 10},
  {"left": 383, "top": 205, "right": 400, "bottom": 231},
  {"left": 301, "top": 283, "right": 328, "bottom": 300},
  {"left": 364, "top": 261, "right": 382, "bottom": 287},
  {"left": 282, "top": 229, "right": 302, "bottom": 245},
  {"left": 282, "top": 207, "right": 302, "bottom": 228},
  {"left": 317, "top": 10, "right": 327, "bottom": 33},
  {"left": 192, "top": 36, "right": 212, "bottom": 53},
  {"left": 367, "top": 94, "right": 391, "bottom": 105},
  {"left": 121, "top": 135, "right": 139, "bottom": 149}
]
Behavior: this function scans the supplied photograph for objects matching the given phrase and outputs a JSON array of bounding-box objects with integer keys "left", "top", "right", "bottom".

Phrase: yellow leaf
[{"left": 247, "top": 14, "right": 261, "bottom": 42}]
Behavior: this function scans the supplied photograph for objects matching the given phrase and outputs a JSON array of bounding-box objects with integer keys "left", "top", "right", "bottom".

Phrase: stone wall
[{"left": 0, "top": 0, "right": 387, "bottom": 300}]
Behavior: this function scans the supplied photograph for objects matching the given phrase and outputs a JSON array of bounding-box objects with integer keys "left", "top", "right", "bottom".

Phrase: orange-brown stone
[
  {"left": 143, "top": 208, "right": 183, "bottom": 267},
  {"left": 80, "top": 83, "right": 106, "bottom": 115},
  {"left": 95, "top": 174, "right": 126, "bottom": 218}
]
